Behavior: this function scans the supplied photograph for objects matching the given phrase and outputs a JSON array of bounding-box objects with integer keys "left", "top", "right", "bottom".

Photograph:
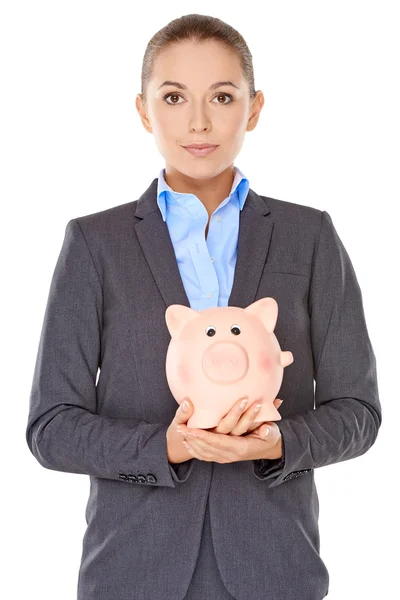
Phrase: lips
[
  {"left": 183, "top": 144, "right": 219, "bottom": 157},
  {"left": 183, "top": 144, "right": 218, "bottom": 149}
]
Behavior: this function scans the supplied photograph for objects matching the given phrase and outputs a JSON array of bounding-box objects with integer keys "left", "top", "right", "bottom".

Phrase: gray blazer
[{"left": 26, "top": 178, "right": 381, "bottom": 600}]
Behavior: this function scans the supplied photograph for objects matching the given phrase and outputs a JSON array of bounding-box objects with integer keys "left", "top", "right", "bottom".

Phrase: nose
[
  {"left": 202, "top": 342, "right": 249, "bottom": 383},
  {"left": 188, "top": 101, "right": 212, "bottom": 131}
]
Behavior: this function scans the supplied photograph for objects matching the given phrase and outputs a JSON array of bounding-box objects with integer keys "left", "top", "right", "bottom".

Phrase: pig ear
[
  {"left": 165, "top": 304, "right": 200, "bottom": 339},
  {"left": 243, "top": 297, "right": 278, "bottom": 333},
  {"left": 280, "top": 350, "right": 294, "bottom": 367}
]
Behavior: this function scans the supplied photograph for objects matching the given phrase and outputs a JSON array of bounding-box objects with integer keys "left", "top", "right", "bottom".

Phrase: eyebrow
[{"left": 157, "top": 80, "right": 240, "bottom": 91}]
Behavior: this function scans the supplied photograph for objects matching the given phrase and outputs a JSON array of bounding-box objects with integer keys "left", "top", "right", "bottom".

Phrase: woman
[{"left": 26, "top": 13, "right": 381, "bottom": 600}]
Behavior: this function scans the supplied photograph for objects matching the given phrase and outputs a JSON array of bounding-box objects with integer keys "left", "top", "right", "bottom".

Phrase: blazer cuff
[
  {"left": 252, "top": 422, "right": 313, "bottom": 488},
  {"left": 252, "top": 429, "right": 286, "bottom": 480},
  {"left": 168, "top": 459, "right": 195, "bottom": 483}
]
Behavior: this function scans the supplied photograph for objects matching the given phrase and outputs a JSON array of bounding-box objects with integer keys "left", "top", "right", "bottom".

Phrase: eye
[
  {"left": 163, "top": 92, "right": 233, "bottom": 105},
  {"left": 163, "top": 93, "right": 184, "bottom": 105},
  {"left": 231, "top": 325, "right": 241, "bottom": 335},
  {"left": 212, "top": 93, "right": 233, "bottom": 104},
  {"left": 206, "top": 325, "right": 216, "bottom": 337}
]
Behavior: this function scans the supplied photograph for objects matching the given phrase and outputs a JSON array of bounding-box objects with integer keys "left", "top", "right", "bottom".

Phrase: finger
[
  {"left": 245, "top": 412, "right": 280, "bottom": 435},
  {"left": 263, "top": 425, "right": 271, "bottom": 439},
  {"left": 213, "top": 396, "right": 249, "bottom": 434},
  {"left": 258, "top": 422, "right": 280, "bottom": 444},
  {"left": 244, "top": 421, "right": 265, "bottom": 434},
  {"left": 194, "top": 428, "right": 249, "bottom": 460},
  {"left": 174, "top": 397, "right": 193, "bottom": 425},
  {"left": 230, "top": 400, "right": 263, "bottom": 436},
  {"left": 220, "top": 398, "right": 282, "bottom": 436},
  {"left": 185, "top": 436, "right": 238, "bottom": 463},
  {"left": 264, "top": 424, "right": 283, "bottom": 454},
  {"left": 176, "top": 422, "right": 201, "bottom": 437},
  {"left": 185, "top": 428, "right": 229, "bottom": 452},
  {"left": 185, "top": 437, "right": 213, "bottom": 456},
  {"left": 245, "top": 421, "right": 274, "bottom": 438},
  {"left": 183, "top": 438, "right": 214, "bottom": 461},
  {"left": 182, "top": 439, "right": 201, "bottom": 460},
  {"left": 238, "top": 400, "right": 282, "bottom": 435}
]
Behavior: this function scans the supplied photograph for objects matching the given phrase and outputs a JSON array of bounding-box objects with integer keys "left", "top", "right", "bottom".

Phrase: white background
[{"left": 1, "top": 1, "right": 398, "bottom": 599}]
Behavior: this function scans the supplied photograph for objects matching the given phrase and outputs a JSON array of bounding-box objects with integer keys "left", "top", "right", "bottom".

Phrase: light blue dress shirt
[
  {"left": 156, "top": 165, "right": 250, "bottom": 312},
  {"left": 158, "top": 165, "right": 285, "bottom": 469}
]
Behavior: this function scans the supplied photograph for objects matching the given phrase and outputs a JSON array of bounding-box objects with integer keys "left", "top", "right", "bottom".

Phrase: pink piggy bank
[{"left": 165, "top": 297, "right": 294, "bottom": 429}]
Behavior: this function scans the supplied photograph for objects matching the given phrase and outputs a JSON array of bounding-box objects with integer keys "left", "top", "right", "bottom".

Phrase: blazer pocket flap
[{"left": 264, "top": 260, "right": 310, "bottom": 277}]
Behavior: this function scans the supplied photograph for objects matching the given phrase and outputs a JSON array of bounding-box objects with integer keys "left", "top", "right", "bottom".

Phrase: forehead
[{"left": 151, "top": 40, "right": 243, "bottom": 84}]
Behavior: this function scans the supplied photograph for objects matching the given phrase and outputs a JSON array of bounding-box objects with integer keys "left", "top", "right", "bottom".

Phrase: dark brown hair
[{"left": 140, "top": 13, "right": 256, "bottom": 104}]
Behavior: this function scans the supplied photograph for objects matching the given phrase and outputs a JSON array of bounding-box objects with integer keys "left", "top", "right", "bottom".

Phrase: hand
[
  {"left": 207, "top": 396, "right": 283, "bottom": 436},
  {"left": 166, "top": 399, "right": 197, "bottom": 465},
  {"left": 176, "top": 418, "right": 282, "bottom": 464}
]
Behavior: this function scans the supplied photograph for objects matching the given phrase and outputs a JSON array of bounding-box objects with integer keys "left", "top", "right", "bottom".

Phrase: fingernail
[
  {"left": 254, "top": 404, "right": 262, "bottom": 414},
  {"left": 182, "top": 401, "right": 189, "bottom": 412},
  {"left": 240, "top": 398, "right": 248, "bottom": 409},
  {"left": 264, "top": 427, "right": 270, "bottom": 437},
  {"left": 279, "top": 400, "right": 283, "bottom": 406}
]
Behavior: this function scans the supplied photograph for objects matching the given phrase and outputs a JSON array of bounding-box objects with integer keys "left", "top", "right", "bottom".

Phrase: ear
[
  {"left": 165, "top": 304, "right": 200, "bottom": 339},
  {"left": 243, "top": 297, "right": 278, "bottom": 333},
  {"left": 280, "top": 350, "right": 294, "bottom": 367}
]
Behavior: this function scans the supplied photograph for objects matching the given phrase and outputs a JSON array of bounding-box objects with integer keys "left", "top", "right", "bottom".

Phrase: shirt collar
[{"left": 156, "top": 166, "right": 250, "bottom": 222}]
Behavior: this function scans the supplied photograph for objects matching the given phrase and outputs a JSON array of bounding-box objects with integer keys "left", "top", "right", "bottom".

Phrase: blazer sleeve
[
  {"left": 252, "top": 210, "right": 382, "bottom": 488},
  {"left": 25, "top": 218, "right": 195, "bottom": 488}
]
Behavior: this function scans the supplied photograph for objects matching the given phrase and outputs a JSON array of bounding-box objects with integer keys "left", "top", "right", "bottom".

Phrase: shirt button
[
  {"left": 216, "top": 216, "right": 221, "bottom": 222},
  {"left": 210, "top": 257, "right": 215, "bottom": 262},
  {"left": 206, "top": 293, "right": 212, "bottom": 298}
]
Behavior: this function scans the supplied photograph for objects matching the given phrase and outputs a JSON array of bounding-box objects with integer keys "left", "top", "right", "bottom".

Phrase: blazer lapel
[{"left": 134, "top": 178, "right": 273, "bottom": 311}]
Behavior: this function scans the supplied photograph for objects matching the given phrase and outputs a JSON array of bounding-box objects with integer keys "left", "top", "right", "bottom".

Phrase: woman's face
[{"left": 136, "top": 40, "right": 264, "bottom": 180}]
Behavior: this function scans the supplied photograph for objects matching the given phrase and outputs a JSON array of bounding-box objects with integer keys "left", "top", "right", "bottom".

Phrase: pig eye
[
  {"left": 231, "top": 325, "right": 241, "bottom": 335},
  {"left": 206, "top": 326, "right": 216, "bottom": 337}
]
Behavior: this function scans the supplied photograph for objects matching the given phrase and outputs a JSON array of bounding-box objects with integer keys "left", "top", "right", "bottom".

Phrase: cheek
[
  {"left": 150, "top": 108, "right": 178, "bottom": 137},
  {"left": 259, "top": 351, "right": 273, "bottom": 372},
  {"left": 228, "top": 109, "right": 248, "bottom": 138}
]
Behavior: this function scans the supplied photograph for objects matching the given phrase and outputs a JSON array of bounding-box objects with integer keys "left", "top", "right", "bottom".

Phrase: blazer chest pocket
[
  {"left": 256, "top": 260, "right": 311, "bottom": 350},
  {"left": 263, "top": 260, "right": 310, "bottom": 278}
]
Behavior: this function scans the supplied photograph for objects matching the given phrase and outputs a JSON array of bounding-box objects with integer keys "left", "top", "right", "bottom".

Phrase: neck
[{"left": 164, "top": 164, "right": 235, "bottom": 217}]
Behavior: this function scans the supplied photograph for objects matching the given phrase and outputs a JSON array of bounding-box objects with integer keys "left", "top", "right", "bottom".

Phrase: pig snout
[{"left": 202, "top": 342, "right": 249, "bottom": 383}]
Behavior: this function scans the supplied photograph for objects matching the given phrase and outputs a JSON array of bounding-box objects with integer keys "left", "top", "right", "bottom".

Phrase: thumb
[
  {"left": 175, "top": 397, "right": 193, "bottom": 424},
  {"left": 250, "top": 422, "right": 271, "bottom": 438}
]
